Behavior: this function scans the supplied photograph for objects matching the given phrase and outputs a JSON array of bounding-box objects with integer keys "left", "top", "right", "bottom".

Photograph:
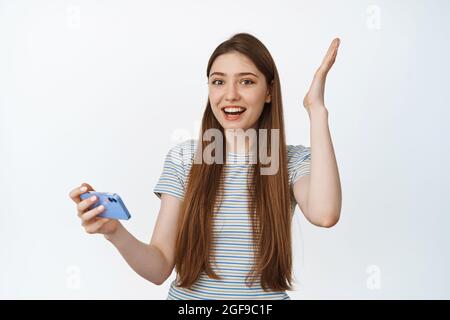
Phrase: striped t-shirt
[{"left": 153, "top": 139, "right": 311, "bottom": 300}]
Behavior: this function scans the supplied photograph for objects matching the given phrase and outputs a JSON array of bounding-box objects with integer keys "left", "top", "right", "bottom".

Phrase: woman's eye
[
  {"left": 211, "top": 79, "right": 224, "bottom": 86},
  {"left": 241, "top": 79, "right": 255, "bottom": 85}
]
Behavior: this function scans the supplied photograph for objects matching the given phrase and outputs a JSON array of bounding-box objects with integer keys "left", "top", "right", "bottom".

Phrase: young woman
[{"left": 69, "top": 33, "right": 342, "bottom": 300}]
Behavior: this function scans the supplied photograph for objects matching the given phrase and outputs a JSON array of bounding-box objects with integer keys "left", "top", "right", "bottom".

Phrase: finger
[
  {"left": 318, "top": 38, "right": 340, "bottom": 75},
  {"left": 84, "top": 218, "right": 108, "bottom": 234},
  {"left": 322, "top": 38, "right": 340, "bottom": 64},
  {"left": 77, "top": 194, "right": 100, "bottom": 216},
  {"left": 80, "top": 204, "right": 105, "bottom": 224},
  {"left": 82, "top": 216, "right": 100, "bottom": 226},
  {"left": 69, "top": 183, "right": 95, "bottom": 204}
]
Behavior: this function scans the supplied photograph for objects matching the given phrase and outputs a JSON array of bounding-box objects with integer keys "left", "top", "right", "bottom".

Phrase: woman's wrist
[
  {"left": 306, "top": 104, "right": 328, "bottom": 119},
  {"left": 104, "top": 222, "right": 125, "bottom": 244}
]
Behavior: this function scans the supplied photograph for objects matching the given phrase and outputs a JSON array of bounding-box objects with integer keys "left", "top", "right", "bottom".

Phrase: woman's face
[{"left": 208, "top": 51, "right": 271, "bottom": 130}]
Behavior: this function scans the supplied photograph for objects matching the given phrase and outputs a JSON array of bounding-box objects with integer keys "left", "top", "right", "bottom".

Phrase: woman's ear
[{"left": 265, "top": 80, "right": 273, "bottom": 103}]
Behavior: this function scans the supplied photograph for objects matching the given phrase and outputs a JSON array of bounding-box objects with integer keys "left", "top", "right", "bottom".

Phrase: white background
[{"left": 1, "top": 0, "right": 449, "bottom": 299}]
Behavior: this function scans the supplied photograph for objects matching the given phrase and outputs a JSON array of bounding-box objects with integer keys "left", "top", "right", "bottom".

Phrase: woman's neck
[{"left": 224, "top": 128, "right": 257, "bottom": 155}]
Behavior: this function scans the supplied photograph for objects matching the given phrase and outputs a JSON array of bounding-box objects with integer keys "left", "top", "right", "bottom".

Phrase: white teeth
[{"left": 223, "top": 107, "right": 245, "bottom": 112}]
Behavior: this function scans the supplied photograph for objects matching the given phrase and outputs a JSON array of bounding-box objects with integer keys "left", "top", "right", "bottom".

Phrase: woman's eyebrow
[{"left": 209, "top": 72, "right": 258, "bottom": 78}]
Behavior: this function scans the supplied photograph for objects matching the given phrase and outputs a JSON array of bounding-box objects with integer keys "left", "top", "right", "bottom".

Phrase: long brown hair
[{"left": 174, "top": 33, "right": 293, "bottom": 291}]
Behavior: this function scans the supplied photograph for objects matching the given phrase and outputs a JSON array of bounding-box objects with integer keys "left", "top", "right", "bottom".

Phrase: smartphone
[{"left": 80, "top": 191, "right": 131, "bottom": 220}]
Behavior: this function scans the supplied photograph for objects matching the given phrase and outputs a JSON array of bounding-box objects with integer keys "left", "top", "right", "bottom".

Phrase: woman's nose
[{"left": 225, "top": 83, "right": 239, "bottom": 101}]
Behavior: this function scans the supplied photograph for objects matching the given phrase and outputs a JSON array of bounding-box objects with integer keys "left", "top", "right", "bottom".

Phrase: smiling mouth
[{"left": 221, "top": 106, "right": 247, "bottom": 116}]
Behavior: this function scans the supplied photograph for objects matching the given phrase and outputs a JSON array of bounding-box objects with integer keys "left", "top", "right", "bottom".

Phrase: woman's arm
[
  {"left": 105, "top": 193, "right": 182, "bottom": 285},
  {"left": 293, "top": 38, "right": 342, "bottom": 227},
  {"left": 294, "top": 107, "right": 341, "bottom": 227}
]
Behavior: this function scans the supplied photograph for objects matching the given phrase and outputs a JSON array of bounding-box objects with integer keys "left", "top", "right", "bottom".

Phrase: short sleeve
[
  {"left": 153, "top": 144, "right": 186, "bottom": 201},
  {"left": 287, "top": 144, "right": 311, "bottom": 186}
]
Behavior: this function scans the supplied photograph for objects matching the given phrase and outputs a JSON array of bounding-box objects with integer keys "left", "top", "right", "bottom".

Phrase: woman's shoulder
[
  {"left": 172, "top": 138, "right": 198, "bottom": 156},
  {"left": 166, "top": 139, "right": 198, "bottom": 166},
  {"left": 286, "top": 143, "right": 310, "bottom": 156},
  {"left": 286, "top": 144, "right": 311, "bottom": 167}
]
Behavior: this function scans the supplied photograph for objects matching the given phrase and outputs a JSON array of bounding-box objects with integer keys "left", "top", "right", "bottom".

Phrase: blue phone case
[{"left": 80, "top": 192, "right": 131, "bottom": 220}]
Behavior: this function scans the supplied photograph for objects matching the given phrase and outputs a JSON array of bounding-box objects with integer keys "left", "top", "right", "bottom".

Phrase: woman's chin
[{"left": 222, "top": 123, "right": 249, "bottom": 131}]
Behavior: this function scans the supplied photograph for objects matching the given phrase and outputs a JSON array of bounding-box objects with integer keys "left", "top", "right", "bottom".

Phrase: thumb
[{"left": 81, "top": 182, "right": 96, "bottom": 192}]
